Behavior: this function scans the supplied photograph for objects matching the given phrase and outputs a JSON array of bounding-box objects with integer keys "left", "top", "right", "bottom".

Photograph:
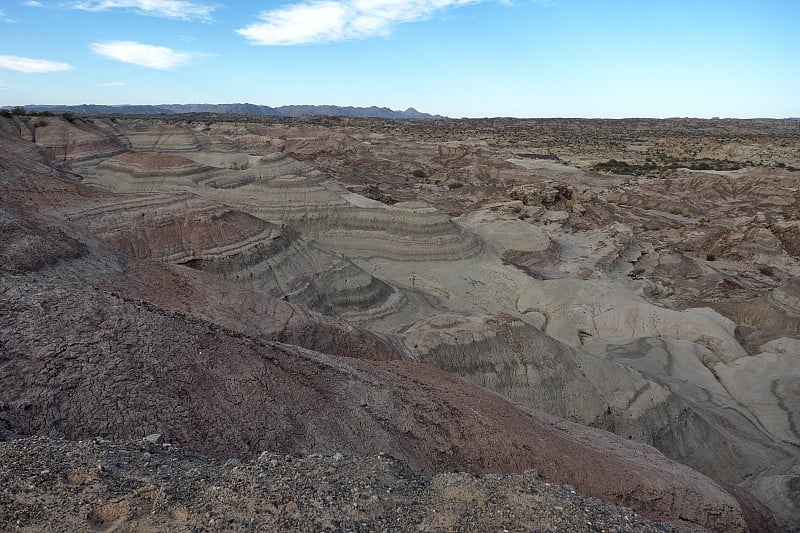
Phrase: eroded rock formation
[{"left": 2, "top": 113, "right": 799, "bottom": 531}]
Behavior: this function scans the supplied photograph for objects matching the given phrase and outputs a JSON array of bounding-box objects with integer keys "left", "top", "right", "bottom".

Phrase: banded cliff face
[
  {"left": 2, "top": 114, "right": 798, "bottom": 530},
  {"left": 75, "top": 128, "right": 485, "bottom": 263},
  {"left": 52, "top": 190, "right": 404, "bottom": 320}
]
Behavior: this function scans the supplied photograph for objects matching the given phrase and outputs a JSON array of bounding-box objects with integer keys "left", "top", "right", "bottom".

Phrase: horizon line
[{"left": 1, "top": 103, "right": 798, "bottom": 121}]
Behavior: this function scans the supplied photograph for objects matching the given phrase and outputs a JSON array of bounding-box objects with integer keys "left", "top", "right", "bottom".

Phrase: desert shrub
[
  {"left": 592, "top": 159, "right": 657, "bottom": 176},
  {"left": 687, "top": 159, "right": 741, "bottom": 171},
  {"left": 0, "top": 109, "right": 11, "bottom": 118},
  {"left": 706, "top": 253, "right": 716, "bottom": 261},
  {"left": 593, "top": 159, "right": 634, "bottom": 173},
  {"left": 759, "top": 266, "right": 774, "bottom": 276},
  {"left": 411, "top": 169, "right": 426, "bottom": 178},
  {"left": 594, "top": 157, "right": 741, "bottom": 175},
  {"left": 448, "top": 182, "right": 463, "bottom": 189},
  {"left": 11, "top": 107, "right": 26, "bottom": 116},
  {"left": 33, "top": 120, "right": 48, "bottom": 128},
  {"left": 61, "top": 112, "right": 76, "bottom": 123}
]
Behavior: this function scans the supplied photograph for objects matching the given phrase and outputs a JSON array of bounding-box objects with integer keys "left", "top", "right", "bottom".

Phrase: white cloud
[
  {"left": 72, "top": 0, "right": 215, "bottom": 21},
  {"left": 236, "top": 0, "right": 478, "bottom": 45},
  {"left": 90, "top": 40, "right": 197, "bottom": 69},
  {"left": 100, "top": 81, "right": 127, "bottom": 86},
  {"left": 0, "top": 54, "right": 73, "bottom": 73},
  {"left": 24, "top": 2, "right": 45, "bottom": 7},
  {"left": 0, "top": 9, "right": 16, "bottom": 22}
]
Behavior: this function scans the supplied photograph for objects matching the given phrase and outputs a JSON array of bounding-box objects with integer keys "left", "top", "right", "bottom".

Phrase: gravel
[{"left": 0, "top": 435, "right": 692, "bottom": 532}]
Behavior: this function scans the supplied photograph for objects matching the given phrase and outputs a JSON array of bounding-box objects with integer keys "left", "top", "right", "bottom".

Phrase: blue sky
[{"left": 0, "top": 0, "right": 798, "bottom": 117}]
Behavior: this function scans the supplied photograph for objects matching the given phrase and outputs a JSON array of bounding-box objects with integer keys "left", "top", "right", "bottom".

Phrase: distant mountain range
[{"left": 17, "top": 103, "right": 445, "bottom": 120}]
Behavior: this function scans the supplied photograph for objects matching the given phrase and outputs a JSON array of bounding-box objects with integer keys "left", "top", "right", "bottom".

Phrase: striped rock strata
[{"left": 0, "top": 155, "right": 767, "bottom": 531}]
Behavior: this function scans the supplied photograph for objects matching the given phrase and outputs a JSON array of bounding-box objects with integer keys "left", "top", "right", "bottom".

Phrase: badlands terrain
[{"left": 1, "top": 112, "right": 799, "bottom": 531}]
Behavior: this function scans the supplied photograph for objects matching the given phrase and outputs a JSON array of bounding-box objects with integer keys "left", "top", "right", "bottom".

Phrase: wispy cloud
[
  {"left": 0, "top": 54, "right": 73, "bottom": 73},
  {"left": 90, "top": 40, "right": 198, "bottom": 69},
  {"left": 236, "top": 0, "right": 479, "bottom": 45},
  {"left": 100, "top": 81, "right": 127, "bottom": 86},
  {"left": 0, "top": 9, "right": 16, "bottom": 22},
  {"left": 24, "top": 2, "right": 45, "bottom": 7},
  {"left": 72, "top": 0, "right": 215, "bottom": 21}
]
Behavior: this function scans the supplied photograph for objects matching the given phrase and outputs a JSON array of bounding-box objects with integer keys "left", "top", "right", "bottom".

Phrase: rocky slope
[{"left": 0, "top": 436, "right": 685, "bottom": 533}]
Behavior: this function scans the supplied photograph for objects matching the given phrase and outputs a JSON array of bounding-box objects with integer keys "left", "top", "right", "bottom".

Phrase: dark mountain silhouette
[{"left": 18, "top": 103, "right": 444, "bottom": 119}]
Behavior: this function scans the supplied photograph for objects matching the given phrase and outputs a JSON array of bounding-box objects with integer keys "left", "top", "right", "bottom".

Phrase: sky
[{"left": 0, "top": 0, "right": 798, "bottom": 118}]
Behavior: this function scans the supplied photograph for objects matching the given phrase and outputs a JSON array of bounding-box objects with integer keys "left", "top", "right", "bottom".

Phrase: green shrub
[
  {"left": 706, "top": 253, "right": 716, "bottom": 261},
  {"left": 411, "top": 169, "right": 426, "bottom": 178},
  {"left": 0, "top": 109, "right": 11, "bottom": 118},
  {"left": 759, "top": 266, "right": 774, "bottom": 276}
]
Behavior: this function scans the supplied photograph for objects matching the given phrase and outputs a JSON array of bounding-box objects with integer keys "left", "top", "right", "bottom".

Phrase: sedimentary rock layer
[{"left": 0, "top": 270, "right": 758, "bottom": 532}]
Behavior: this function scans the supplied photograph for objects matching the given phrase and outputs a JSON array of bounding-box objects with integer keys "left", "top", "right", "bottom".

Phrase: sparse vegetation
[
  {"left": 0, "top": 109, "right": 11, "bottom": 118},
  {"left": 759, "top": 266, "right": 775, "bottom": 276},
  {"left": 592, "top": 159, "right": 653, "bottom": 175},
  {"left": 411, "top": 169, "right": 426, "bottom": 178},
  {"left": 448, "top": 182, "right": 463, "bottom": 189},
  {"left": 706, "top": 253, "right": 716, "bottom": 261},
  {"left": 593, "top": 156, "right": 743, "bottom": 176}
]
